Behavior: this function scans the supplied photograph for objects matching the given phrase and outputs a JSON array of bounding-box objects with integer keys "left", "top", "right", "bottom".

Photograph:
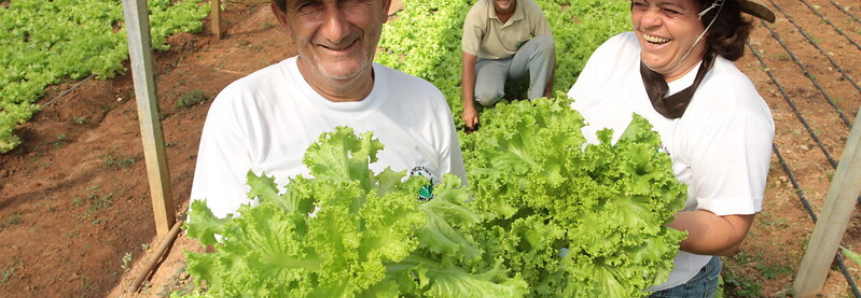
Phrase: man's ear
[
  {"left": 271, "top": 1, "right": 290, "bottom": 29},
  {"left": 380, "top": 0, "right": 392, "bottom": 23}
]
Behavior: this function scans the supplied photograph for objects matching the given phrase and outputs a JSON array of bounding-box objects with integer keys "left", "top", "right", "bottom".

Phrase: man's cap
[{"left": 737, "top": 0, "right": 776, "bottom": 23}]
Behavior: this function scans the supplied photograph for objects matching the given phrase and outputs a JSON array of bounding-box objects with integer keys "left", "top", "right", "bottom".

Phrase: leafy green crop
[
  {"left": 181, "top": 100, "right": 688, "bottom": 296},
  {"left": 0, "top": 0, "right": 210, "bottom": 153},
  {"left": 182, "top": 127, "right": 527, "bottom": 298},
  {"left": 376, "top": 0, "right": 630, "bottom": 130},
  {"left": 461, "top": 95, "right": 688, "bottom": 297}
]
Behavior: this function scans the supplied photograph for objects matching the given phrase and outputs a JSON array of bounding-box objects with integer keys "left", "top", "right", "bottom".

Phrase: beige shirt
[{"left": 462, "top": 0, "right": 552, "bottom": 60}]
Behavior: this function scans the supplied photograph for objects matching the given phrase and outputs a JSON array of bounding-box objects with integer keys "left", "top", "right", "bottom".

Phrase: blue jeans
[{"left": 650, "top": 256, "right": 722, "bottom": 298}]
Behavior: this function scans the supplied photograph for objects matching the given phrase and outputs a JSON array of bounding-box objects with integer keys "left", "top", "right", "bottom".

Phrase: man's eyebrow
[{"left": 291, "top": 0, "right": 316, "bottom": 7}]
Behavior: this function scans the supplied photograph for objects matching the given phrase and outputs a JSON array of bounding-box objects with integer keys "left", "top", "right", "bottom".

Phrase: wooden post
[
  {"left": 121, "top": 0, "right": 176, "bottom": 237},
  {"left": 794, "top": 107, "right": 861, "bottom": 298},
  {"left": 211, "top": 0, "right": 222, "bottom": 39}
]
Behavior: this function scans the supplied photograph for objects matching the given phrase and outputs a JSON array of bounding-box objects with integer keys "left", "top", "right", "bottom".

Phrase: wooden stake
[
  {"left": 794, "top": 108, "right": 861, "bottom": 297},
  {"left": 212, "top": 0, "right": 222, "bottom": 39},
  {"left": 121, "top": 0, "right": 176, "bottom": 237}
]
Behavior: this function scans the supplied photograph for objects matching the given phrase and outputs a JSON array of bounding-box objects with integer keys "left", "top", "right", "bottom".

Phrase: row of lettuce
[
  {"left": 0, "top": 0, "right": 210, "bottom": 153},
  {"left": 375, "top": 0, "right": 630, "bottom": 130},
  {"left": 0, "top": 0, "right": 625, "bottom": 153},
  {"left": 174, "top": 1, "right": 691, "bottom": 297}
]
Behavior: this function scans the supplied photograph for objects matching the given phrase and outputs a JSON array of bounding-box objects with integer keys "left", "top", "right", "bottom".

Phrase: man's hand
[
  {"left": 462, "top": 51, "right": 479, "bottom": 130},
  {"left": 462, "top": 107, "right": 480, "bottom": 130}
]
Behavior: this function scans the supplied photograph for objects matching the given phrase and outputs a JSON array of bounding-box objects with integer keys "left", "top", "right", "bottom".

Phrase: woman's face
[{"left": 631, "top": 0, "right": 708, "bottom": 82}]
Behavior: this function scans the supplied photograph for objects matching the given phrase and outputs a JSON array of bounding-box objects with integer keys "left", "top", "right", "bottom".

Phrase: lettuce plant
[
  {"left": 183, "top": 127, "right": 527, "bottom": 298},
  {"left": 461, "top": 96, "right": 688, "bottom": 297}
]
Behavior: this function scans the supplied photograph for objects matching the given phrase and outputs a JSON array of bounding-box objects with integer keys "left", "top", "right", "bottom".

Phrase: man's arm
[
  {"left": 668, "top": 211, "right": 756, "bottom": 256},
  {"left": 530, "top": 1, "right": 553, "bottom": 37},
  {"left": 189, "top": 93, "right": 255, "bottom": 220},
  {"left": 462, "top": 51, "right": 479, "bottom": 129}
]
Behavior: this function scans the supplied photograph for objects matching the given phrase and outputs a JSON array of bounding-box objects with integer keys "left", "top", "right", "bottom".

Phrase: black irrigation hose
[
  {"left": 773, "top": 145, "right": 818, "bottom": 221},
  {"left": 43, "top": 75, "right": 94, "bottom": 107},
  {"left": 766, "top": 0, "right": 861, "bottom": 94},
  {"left": 764, "top": 0, "right": 861, "bottom": 202},
  {"left": 797, "top": 0, "right": 861, "bottom": 53},
  {"left": 774, "top": 144, "right": 861, "bottom": 298},
  {"left": 752, "top": 12, "right": 861, "bottom": 291},
  {"left": 828, "top": 0, "right": 861, "bottom": 24},
  {"left": 746, "top": 41, "right": 840, "bottom": 168},
  {"left": 759, "top": 19, "right": 854, "bottom": 127},
  {"left": 838, "top": 256, "right": 861, "bottom": 298}
]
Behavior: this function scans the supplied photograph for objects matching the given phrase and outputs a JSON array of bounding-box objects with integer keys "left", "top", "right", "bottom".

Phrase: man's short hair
[{"left": 274, "top": 0, "right": 286, "bottom": 12}]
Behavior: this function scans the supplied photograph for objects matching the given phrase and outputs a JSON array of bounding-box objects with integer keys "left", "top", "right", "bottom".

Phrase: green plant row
[
  {"left": 376, "top": 0, "right": 631, "bottom": 131},
  {"left": 0, "top": 0, "right": 210, "bottom": 153}
]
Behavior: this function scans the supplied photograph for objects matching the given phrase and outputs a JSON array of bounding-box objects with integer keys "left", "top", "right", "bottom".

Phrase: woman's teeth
[{"left": 644, "top": 34, "right": 670, "bottom": 45}]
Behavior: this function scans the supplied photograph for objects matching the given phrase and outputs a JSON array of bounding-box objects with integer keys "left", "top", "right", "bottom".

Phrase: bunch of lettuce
[
  {"left": 182, "top": 127, "right": 527, "bottom": 297},
  {"left": 460, "top": 96, "right": 688, "bottom": 297}
]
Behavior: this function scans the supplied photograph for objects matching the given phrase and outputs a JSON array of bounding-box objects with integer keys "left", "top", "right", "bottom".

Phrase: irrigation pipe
[
  {"left": 828, "top": 0, "right": 861, "bottom": 24},
  {"left": 748, "top": 39, "right": 861, "bottom": 205},
  {"left": 750, "top": 37, "right": 861, "bottom": 292},
  {"left": 766, "top": 0, "right": 861, "bottom": 93},
  {"left": 797, "top": 0, "right": 861, "bottom": 53},
  {"left": 43, "top": 75, "right": 95, "bottom": 107},
  {"left": 746, "top": 42, "right": 839, "bottom": 168},
  {"left": 774, "top": 145, "right": 861, "bottom": 298},
  {"left": 758, "top": 19, "right": 853, "bottom": 127},
  {"left": 129, "top": 213, "right": 186, "bottom": 293}
]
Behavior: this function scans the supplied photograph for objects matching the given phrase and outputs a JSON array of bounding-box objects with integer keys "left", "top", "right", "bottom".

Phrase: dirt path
[{"left": 0, "top": 0, "right": 859, "bottom": 297}]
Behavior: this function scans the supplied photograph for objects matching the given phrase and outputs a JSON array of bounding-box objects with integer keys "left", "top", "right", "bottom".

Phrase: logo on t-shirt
[
  {"left": 658, "top": 144, "right": 671, "bottom": 157},
  {"left": 409, "top": 166, "right": 435, "bottom": 201}
]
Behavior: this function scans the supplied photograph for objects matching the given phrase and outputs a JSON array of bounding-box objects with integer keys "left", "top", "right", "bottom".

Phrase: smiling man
[
  {"left": 461, "top": 0, "right": 556, "bottom": 130},
  {"left": 190, "top": 0, "right": 467, "bottom": 219}
]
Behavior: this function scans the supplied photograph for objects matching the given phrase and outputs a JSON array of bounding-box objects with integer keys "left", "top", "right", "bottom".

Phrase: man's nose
[{"left": 320, "top": 4, "right": 351, "bottom": 44}]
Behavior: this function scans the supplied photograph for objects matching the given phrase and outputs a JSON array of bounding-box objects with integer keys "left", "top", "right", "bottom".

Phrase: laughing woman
[{"left": 568, "top": 0, "right": 776, "bottom": 297}]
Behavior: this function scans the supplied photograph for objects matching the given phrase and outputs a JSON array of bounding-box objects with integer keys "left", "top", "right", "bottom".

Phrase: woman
[{"left": 568, "top": 0, "right": 776, "bottom": 296}]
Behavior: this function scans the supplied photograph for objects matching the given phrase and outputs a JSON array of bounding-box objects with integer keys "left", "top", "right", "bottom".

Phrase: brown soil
[{"left": 0, "top": 0, "right": 859, "bottom": 297}]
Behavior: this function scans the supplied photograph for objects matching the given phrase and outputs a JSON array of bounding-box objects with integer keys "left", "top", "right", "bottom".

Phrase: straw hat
[{"left": 737, "top": 0, "right": 776, "bottom": 23}]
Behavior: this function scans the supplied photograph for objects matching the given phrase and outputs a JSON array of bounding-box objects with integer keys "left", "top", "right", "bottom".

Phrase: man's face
[
  {"left": 275, "top": 0, "right": 390, "bottom": 85},
  {"left": 492, "top": 0, "right": 516, "bottom": 15}
]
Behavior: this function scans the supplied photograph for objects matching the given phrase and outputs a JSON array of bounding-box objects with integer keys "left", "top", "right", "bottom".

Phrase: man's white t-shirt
[
  {"left": 568, "top": 32, "right": 774, "bottom": 291},
  {"left": 191, "top": 57, "right": 467, "bottom": 219}
]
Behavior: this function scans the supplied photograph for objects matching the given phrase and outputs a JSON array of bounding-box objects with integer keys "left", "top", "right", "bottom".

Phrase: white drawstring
[
  {"left": 673, "top": 0, "right": 724, "bottom": 69},
  {"left": 698, "top": 0, "right": 725, "bottom": 19}
]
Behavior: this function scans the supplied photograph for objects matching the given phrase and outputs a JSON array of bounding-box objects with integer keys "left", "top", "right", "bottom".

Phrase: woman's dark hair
[
  {"left": 275, "top": 0, "right": 286, "bottom": 12},
  {"left": 696, "top": 0, "right": 753, "bottom": 61}
]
